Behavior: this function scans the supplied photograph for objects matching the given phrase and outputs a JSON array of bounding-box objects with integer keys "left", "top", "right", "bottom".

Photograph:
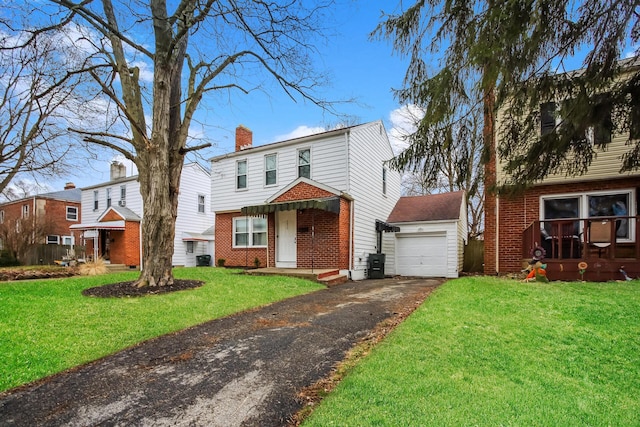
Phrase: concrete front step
[
  {"left": 105, "top": 264, "right": 136, "bottom": 272},
  {"left": 317, "top": 274, "right": 349, "bottom": 287}
]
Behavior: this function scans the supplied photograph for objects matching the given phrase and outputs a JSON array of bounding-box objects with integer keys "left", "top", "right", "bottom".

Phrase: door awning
[
  {"left": 241, "top": 196, "right": 341, "bottom": 215},
  {"left": 376, "top": 220, "right": 400, "bottom": 232},
  {"left": 70, "top": 220, "right": 126, "bottom": 231}
]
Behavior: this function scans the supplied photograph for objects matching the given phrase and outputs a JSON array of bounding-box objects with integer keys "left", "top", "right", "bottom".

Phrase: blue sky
[{"left": 44, "top": 1, "right": 412, "bottom": 191}]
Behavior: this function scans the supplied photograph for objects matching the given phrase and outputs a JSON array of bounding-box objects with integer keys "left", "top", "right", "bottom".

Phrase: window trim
[
  {"left": 236, "top": 159, "right": 248, "bottom": 190},
  {"left": 106, "top": 188, "right": 112, "bottom": 208},
  {"left": 66, "top": 206, "right": 78, "bottom": 221},
  {"left": 540, "top": 189, "right": 636, "bottom": 242},
  {"left": 297, "top": 148, "right": 311, "bottom": 179},
  {"left": 232, "top": 216, "right": 268, "bottom": 248},
  {"left": 264, "top": 153, "right": 277, "bottom": 187},
  {"left": 382, "top": 167, "right": 387, "bottom": 196},
  {"left": 186, "top": 241, "right": 194, "bottom": 254},
  {"left": 22, "top": 204, "right": 29, "bottom": 219},
  {"left": 93, "top": 190, "right": 99, "bottom": 211},
  {"left": 197, "top": 194, "right": 206, "bottom": 214},
  {"left": 46, "top": 235, "right": 60, "bottom": 245}
]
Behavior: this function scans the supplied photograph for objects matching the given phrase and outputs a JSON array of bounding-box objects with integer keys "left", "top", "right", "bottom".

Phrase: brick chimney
[
  {"left": 235, "top": 125, "right": 253, "bottom": 151},
  {"left": 64, "top": 182, "right": 76, "bottom": 190}
]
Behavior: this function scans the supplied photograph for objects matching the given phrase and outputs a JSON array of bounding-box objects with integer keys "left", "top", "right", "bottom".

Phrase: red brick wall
[
  {"left": 214, "top": 211, "right": 269, "bottom": 268},
  {"left": 0, "top": 198, "right": 81, "bottom": 243},
  {"left": 272, "top": 182, "right": 334, "bottom": 202},
  {"left": 215, "top": 182, "right": 352, "bottom": 270},
  {"left": 493, "top": 177, "right": 640, "bottom": 273}
]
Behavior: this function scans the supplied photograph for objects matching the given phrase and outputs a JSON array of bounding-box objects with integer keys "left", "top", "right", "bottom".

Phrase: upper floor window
[
  {"left": 93, "top": 190, "right": 99, "bottom": 210},
  {"left": 198, "top": 194, "right": 206, "bottom": 213},
  {"left": 540, "top": 102, "right": 557, "bottom": 136},
  {"left": 106, "top": 188, "right": 112, "bottom": 208},
  {"left": 233, "top": 216, "right": 267, "bottom": 247},
  {"left": 298, "top": 148, "right": 311, "bottom": 179},
  {"left": 119, "top": 185, "right": 126, "bottom": 206},
  {"left": 265, "top": 154, "right": 277, "bottom": 186},
  {"left": 236, "top": 160, "right": 247, "bottom": 190},
  {"left": 0, "top": 210, "right": 4, "bottom": 224},
  {"left": 382, "top": 167, "right": 387, "bottom": 195},
  {"left": 66, "top": 206, "right": 78, "bottom": 221},
  {"left": 22, "top": 204, "right": 29, "bottom": 219}
]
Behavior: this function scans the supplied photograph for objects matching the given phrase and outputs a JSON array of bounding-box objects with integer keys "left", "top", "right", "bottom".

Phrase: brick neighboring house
[
  {"left": 210, "top": 121, "right": 402, "bottom": 280},
  {"left": 485, "top": 60, "right": 640, "bottom": 281},
  {"left": 0, "top": 183, "right": 82, "bottom": 262},
  {"left": 71, "top": 161, "right": 214, "bottom": 268}
]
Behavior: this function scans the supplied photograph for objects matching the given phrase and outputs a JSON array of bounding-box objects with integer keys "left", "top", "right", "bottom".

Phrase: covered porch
[{"left": 522, "top": 216, "right": 640, "bottom": 281}]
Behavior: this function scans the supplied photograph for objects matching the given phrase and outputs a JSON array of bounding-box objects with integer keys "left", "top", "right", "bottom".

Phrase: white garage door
[{"left": 396, "top": 233, "right": 448, "bottom": 277}]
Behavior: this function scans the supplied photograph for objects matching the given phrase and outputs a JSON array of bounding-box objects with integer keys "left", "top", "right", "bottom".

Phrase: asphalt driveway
[{"left": 0, "top": 276, "right": 443, "bottom": 426}]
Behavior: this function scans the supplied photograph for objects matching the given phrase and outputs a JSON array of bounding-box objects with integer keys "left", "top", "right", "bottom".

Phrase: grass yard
[
  {"left": 304, "top": 276, "right": 640, "bottom": 426},
  {"left": 0, "top": 267, "right": 322, "bottom": 393}
]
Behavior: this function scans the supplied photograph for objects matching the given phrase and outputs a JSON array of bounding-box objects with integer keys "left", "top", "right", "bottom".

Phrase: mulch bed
[{"left": 82, "top": 279, "right": 204, "bottom": 298}]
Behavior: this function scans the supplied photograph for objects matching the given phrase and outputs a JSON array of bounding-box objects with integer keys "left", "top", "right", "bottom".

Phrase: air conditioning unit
[{"left": 118, "top": 200, "right": 126, "bottom": 207}]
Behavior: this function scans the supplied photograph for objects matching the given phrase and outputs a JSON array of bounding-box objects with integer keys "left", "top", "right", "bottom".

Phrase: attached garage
[{"left": 382, "top": 192, "right": 467, "bottom": 278}]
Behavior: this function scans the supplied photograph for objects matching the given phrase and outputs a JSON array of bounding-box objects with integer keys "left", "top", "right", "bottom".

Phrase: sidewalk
[{"left": 0, "top": 277, "right": 442, "bottom": 426}]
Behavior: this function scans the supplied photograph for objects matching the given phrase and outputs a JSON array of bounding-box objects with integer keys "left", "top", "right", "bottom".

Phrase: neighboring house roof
[
  {"left": 387, "top": 191, "right": 465, "bottom": 223},
  {"left": 80, "top": 162, "right": 210, "bottom": 190},
  {"left": 0, "top": 188, "right": 82, "bottom": 205}
]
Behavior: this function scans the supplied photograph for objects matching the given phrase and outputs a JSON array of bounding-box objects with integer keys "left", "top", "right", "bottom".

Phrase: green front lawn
[
  {"left": 0, "top": 267, "right": 323, "bottom": 392},
  {"left": 304, "top": 277, "right": 640, "bottom": 426}
]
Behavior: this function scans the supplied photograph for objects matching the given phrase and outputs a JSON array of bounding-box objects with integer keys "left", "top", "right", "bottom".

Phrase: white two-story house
[
  {"left": 210, "top": 121, "right": 401, "bottom": 280},
  {"left": 71, "top": 162, "right": 214, "bottom": 268}
]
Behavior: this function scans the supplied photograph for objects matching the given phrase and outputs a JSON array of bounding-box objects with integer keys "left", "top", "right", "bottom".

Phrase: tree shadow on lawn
[{"left": 82, "top": 280, "right": 204, "bottom": 298}]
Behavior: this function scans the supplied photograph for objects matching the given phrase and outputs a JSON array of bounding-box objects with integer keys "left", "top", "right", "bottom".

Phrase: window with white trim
[
  {"left": 233, "top": 216, "right": 267, "bottom": 247},
  {"left": 22, "top": 204, "right": 29, "bottom": 219},
  {"left": 106, "top": 188, "right": 112, "bottom": 208},
  {"left": 541, "top": 189, "right": 635, "bottom": 241},
  {"left": 46, "top": 235, "right": 60, "bottom": 245},
  {"left": 236, "top": 160, "right": 247, "bottom": 190},
  {"left": 66, "top": 206, "right": 78, "bottom": 221},
  {"left": 0, "top": 210, "right": 4, "bottom": 224},
  {"left": 198, "top": 194, "right": 206, "bottom": 213},
  {"left": 265, "top": 153, "right": 277, "bottom": 186},
  {"left": 298, "top": 148, "right": 310, "bottom": 179},
  {"left": 120, "top": 185, "right": 126, "bottom": 203},
  {"left": 382, "top": 167, "right": 387, "bottom": 195},
  {"left": 62, "top": 236, "right": 74, "bottom": 246},
  {"left": 93, "top": 190, "right": 99, "bottom": 210},
  {"left": 186, "top": 241, "right": 194, "bottom": 253}
]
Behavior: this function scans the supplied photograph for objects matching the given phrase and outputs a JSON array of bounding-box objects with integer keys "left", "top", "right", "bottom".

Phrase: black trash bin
[
  {"left": 368, "top": 253, "right": 385, "bottom": 279},
  {"left": 196, "top": 254, "right": 211, "bottom": 266}
]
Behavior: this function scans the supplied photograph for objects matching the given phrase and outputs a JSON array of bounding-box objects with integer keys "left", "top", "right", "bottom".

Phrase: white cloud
[
  {"left": 387, "top": 104, "right": 424, "bottom": 155},
  {"left": 274, "top": 125, "right": 326, "bottom": 142}
]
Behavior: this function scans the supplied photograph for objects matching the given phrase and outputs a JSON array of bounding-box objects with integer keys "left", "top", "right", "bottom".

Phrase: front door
[{"left": 276, "top": 210, "right": 297, "bottom": 268}]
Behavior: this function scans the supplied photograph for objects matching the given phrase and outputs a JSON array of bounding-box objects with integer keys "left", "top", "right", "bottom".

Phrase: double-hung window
[
  {"left": 236, "top": 160, "right": 247, "bottom": 190},
  {"left": 382, "top": 167, "right": 387, "bottom": 195},
  {"left": 198, "top": 194, "right": 206, "bottom": 213},
  {"left": 119, "top": 185, "right": 126, "bottom": 206},
  {"left": 298, "top": 148, "right": 310, "bottom": 179},
  {"left": 93, "top": 190, "right": 99, "bottom": 210},
  {"left": 66, "top": 206, "right": 78, "bottom": 221},
  {"left": 22, "top": 205, "right": 29, "bottom": 219},
  {"left": 233, "top": 216, "right": 267, "bottom": 247},
  {"left": 265, "top": 154, "right": 277, "bottom": 186},
  {"left": 106, "top": 188, "right": 112, "bottom": 208}
]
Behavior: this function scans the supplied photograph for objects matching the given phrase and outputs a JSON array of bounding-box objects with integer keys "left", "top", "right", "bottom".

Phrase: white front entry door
[{"left": 276, "top": 210, "right": 297, "bottom": 267}]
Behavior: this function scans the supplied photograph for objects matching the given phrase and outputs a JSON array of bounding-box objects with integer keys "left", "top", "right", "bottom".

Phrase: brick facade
[
  {"left": 0, "top": 197, "right": 81, "bottom": 243},
  {"left": 489, "top": 177, "right": 639, "bottom": 274},
  {"left": 215, "top": 181, "right": 352, "bottom": 269}
]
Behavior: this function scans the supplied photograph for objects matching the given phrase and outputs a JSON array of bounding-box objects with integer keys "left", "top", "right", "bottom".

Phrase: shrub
[
  {"left": 78, "top": 258, "right": 108, "bottom": 276},
  {"left": 217, "top": 258, "right": 226, "bottom": 267}
]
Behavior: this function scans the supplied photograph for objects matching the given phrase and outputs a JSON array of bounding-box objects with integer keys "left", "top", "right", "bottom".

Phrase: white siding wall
[
  {"left": 174, "top": 163, "right": 215, "bottom": 266},
  {"left": 210, "top": 134, "right": 348, "bottom": 212},
  {"left": 81, "top": 177, "right": 142, "bottom": 224},
  {"left": 347, "top": 122, "right": 402, "bottom": 279},
  {"left": 384, "top": 220, "right": 461, "bottom": 278}
]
